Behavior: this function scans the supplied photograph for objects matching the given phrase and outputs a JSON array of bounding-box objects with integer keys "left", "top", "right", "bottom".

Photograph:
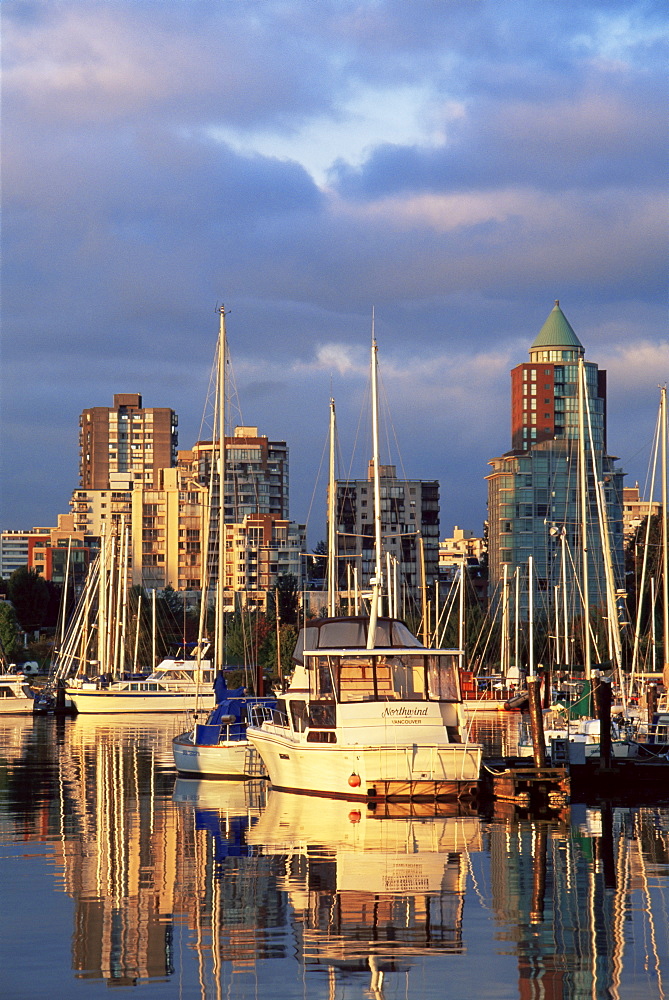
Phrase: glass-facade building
[{"left": 486, "top": 302, "right": 625, "bottom": 620}]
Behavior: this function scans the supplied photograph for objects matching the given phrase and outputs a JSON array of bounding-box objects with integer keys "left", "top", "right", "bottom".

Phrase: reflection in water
[
  {"left": 486, "top": 803, "right": 668, "bottom": 1000},
  {"left": 2, "top": 714, "right": 184, "bottom": 986},
  {"left": 173, "top": 777, "right": 288, "bottom": 987},
  {"left": 247, "top": 791, "right": 481, "bottom": 991},
  {"left": 0, "top": 714, "right": 667, "bottom": 999}
]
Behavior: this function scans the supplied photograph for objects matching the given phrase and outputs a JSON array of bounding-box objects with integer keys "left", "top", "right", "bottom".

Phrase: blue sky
[{"left": 2, "top": 0, "right": 667, "bottom": 544}]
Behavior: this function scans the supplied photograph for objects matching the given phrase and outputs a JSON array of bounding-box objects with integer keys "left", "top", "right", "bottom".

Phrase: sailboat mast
[
  {"left": 501, "top": 564, "right": 509, "bottom": 679},
  {"left": 561, "top": 528, "right": 570, "bottom": 669},
  {"left": 661, "top": 385, "right": 668, "bottom": 687},
  {"left": 578, "top": 357, "right": 592, "bottom": 681},
  {"left": 215, "top": 305, "right": 227, "bottom": 672},
  {"left": 367, "top": 317, "right": 383, "bottom": 648},
  {"left": 327, "top": 397, "right": 337, "bottom": 617}
]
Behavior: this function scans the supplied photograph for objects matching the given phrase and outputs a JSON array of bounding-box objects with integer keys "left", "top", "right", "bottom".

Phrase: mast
[
  {"left": 661, "top": 386, "right": 669, "bottom": 689},
  {"left": 367, "top": 317, "right": 383, "bottom": 649},
  {"left": 327, "top": 397, "right": 337, "bottom": 617},
  {"left": 578, "top": 357, "right": 592, "bottom": 680},
  {"left": 582, "top": 369, "right": 623, "bottom": 679},
  {"left": 97, "top": 523, "right": 107, "bottom": 671},
  {"left": 501, "top": 564, "right": 509, "bottom": 680},
  {"left": 419, "top": 535, "right": 428, "bottom": 646},
  {"left": 528, "top": 555, "right": 535, "bottom": 678},
  {"left": 215, "top": 305, "right": 227, "bottom": 672},
  {"left": 458, "top": 557, "right": 465, "bottom": 668},
  {"left": 561, "top": 527, "right": 570, "bottom": 670}
]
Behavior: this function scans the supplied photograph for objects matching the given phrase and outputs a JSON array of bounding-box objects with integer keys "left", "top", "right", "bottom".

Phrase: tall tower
[
  {"left": 79, "top": 393, "right": 178, "bottom": 490},
  {"left": 486, "top": 302, "right": 625, "bottom": 620}
]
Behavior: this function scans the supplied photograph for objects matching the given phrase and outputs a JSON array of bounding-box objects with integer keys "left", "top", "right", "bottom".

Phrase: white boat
[
  {"left": 66, "top": 645, "right": 218, "bottom": 715},
  {"left": 246, "top": 614, "right": 482, "bottom": 802},
  {"left": 0, "top": 672, "right": 35, "bottom": 714},
  {"left": 518, "top": 710, "right": 639, "bottom": 763},
  {"left": 247, "top": 331, "right": 481, "bottom": 802},
  {"left": 172, "top": 680, "right": 275, "bottom": 778}
]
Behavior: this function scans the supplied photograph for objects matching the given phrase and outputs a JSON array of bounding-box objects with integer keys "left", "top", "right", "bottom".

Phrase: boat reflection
[
  {"left": 173, "top": 776, "right": 267, "bottom": 859},
  {"left": 245, "top": 790, "right": 482, "bottom": 986}
]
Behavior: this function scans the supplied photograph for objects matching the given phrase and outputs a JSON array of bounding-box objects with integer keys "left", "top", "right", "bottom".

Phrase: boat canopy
[{"left": 293, "top": 616, "right": 424, "bottom": 665}]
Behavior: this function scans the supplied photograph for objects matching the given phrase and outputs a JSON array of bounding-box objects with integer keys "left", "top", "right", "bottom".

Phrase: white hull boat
[
  {"left": 172, "top": 691, "right": 276, "bottom": 778},
  {"left": 0, "top": 673, "right": 35, "bottom": 714},
  {"left": 246, "top": 616, "right": 483, "bottom": 803},
  {"left": 66, "top": 651, "right": 217, "bottom": 715},
  {"left": 518, "top": 715, "right": 639, "bottom": 763},
  {"left": 172, "top": 735, "right": 251, "bottom": 778}
]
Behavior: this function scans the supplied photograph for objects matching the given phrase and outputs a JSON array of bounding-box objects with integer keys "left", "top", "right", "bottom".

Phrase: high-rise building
[
  {"left": 1, "top": 528, "right": 51, "bottom": 579},
  {"left": 222, "top": 514, "right": 305, "bottom": 611},
  {"left": 334, "top": 462, "right": 439, "bottom": 606},
  {"left": 486, "top": 301, "right": 625, "bottom": 618},
  {"left": 71, "top": 425, "right": 301, "bottom": 598},
  {"left": 184, "top": 427, "right": 289, "bottom": 522},
  {"left": 79, "top": 393, "right": 178, "bottom": 490}
]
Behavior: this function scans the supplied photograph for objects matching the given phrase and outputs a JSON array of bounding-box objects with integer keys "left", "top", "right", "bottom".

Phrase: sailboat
[
  {"left": 58, "top": 527, "right": 218, "bottom": 714},
  {"left": 172, "top": 306, "right": 276, "bottom": 778},
  {"left": 245, "top": 331, "right": 482, "bottom": 802}
]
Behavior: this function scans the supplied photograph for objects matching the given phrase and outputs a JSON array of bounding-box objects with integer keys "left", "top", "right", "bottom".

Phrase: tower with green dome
[{"left": 486, "top": 302, "right": 625, "bottom": 640}]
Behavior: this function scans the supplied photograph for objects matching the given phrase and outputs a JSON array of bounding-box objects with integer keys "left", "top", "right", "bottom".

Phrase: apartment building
[
  {"left": 79, "top": 393, "right": 177, "bottom": 491},
  {"left": 334, "top": 461, "right": 439, "bottom": 605}
]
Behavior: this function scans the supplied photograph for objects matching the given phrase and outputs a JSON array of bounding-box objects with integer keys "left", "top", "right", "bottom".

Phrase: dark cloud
[{"left": 1, "top": 0, "right": 667, "bottom": 538}]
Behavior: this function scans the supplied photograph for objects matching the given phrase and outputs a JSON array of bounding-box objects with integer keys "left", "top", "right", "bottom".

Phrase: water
[{"left": 1, "top": 713, "right": 667, "bottom": 1000}]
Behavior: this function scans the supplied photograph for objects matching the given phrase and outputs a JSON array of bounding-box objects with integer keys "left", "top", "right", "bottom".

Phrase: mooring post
[
  {"left": 647, "top": 683, "right": 658, "bottom": 738},
  {"left": 527, "top": 675, "right": 546, "bottom": 768},
  {"left": 594, "top": 677, "right": 612, "bottom": 767}
]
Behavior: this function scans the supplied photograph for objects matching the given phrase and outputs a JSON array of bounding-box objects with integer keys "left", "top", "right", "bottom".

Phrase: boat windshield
[{"left": 309, "top": 652, "right": 460, "bottom": 703}]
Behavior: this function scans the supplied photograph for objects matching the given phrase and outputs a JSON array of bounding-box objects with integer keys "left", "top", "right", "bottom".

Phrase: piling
[
  {"left": 647, "top": 683, "right": 658, "bottom": 735},
  {"left": 527, "top": 675, "right": 546, "bottom": 768},
  {"left": 593, "top": 676, "right": 612, "bottom": 767}
]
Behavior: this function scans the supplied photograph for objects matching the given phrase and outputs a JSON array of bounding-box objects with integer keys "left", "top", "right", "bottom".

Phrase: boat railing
[{"left": 249, "top": 702, "right": 280, "bottom": 727}]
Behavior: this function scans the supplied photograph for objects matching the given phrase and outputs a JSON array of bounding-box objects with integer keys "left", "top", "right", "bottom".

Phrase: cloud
[{"left": 1, "top": 0, "right": 667, "bottom": 537}]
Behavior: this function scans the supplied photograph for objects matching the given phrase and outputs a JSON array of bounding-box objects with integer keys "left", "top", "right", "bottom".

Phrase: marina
[{"left": 1, "top": 711, "right": 667, "bottom": 999}]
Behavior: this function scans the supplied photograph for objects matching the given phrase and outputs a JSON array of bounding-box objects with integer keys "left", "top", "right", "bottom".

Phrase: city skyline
[{"left": 2, "top": 2, "right": 667, "bottom": 538}]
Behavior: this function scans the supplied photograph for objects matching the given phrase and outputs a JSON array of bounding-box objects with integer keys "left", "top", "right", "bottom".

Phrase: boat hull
[
  {"left": 0, "top": 675, "right": 35, "bottom": 714},
  {"left": 66, "top": 689, "right": 217, "bottom": 714},
  {"left": 172, "top": 732, "right": 263, "bottom": 779},
  {"left": 246, "top": 726, "right": 481, "bottom": 801},
  {"left": 0, "top": 698, "right": 35, "bottom": 714}
]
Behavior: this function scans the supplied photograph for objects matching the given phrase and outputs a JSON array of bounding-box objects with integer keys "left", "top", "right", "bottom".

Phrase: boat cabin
[{"left": 273, "top": 616, "right": 464, "bottom": 742}]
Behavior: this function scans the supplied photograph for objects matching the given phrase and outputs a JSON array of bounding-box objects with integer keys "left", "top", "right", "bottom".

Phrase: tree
[
  {"left": 272, "top": 574, "right": 300, "bottom": 626},
  {"left": 7, "top": 567, "right": 50, "bottom": 631},
  {"left": 310, "top": 540, "right": 326, "bottom": 582},
  {"left": 0, "top": 601, "right": 22, "bottom": 661}
]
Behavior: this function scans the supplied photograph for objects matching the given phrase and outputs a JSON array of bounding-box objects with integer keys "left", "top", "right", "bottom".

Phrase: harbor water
[{"left": 1, "top": 712, "right": 667, "bottom": 999}]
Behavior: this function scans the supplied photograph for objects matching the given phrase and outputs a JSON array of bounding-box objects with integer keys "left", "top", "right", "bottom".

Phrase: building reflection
[
  {"left": 487, "top": 801, "right": 669, "bottom": 1000},
  {"left": 55, "top": 714, "right": 183, "bottom": 985}
]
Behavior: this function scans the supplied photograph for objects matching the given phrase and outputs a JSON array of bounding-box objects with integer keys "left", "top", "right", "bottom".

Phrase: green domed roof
[{"left": 531, "top": 300, "right": 583, "bottom": 351}]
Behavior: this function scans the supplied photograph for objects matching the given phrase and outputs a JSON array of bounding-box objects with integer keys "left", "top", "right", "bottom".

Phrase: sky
[{"left": 2, "top": 0, "right": 668, "bottom": 547}]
